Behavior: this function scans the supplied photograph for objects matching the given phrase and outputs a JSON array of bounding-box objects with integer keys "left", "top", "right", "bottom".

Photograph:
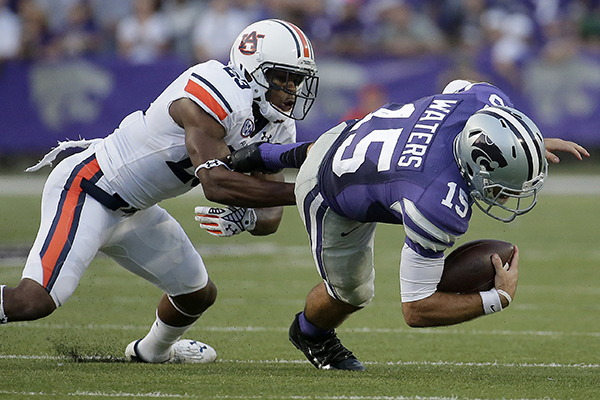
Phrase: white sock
[
  {"left": 0, "top": 285, "right": 7, "bottom": 324},
  {"left": 136, "top": 313, "right": 193, "bottom": 363}
]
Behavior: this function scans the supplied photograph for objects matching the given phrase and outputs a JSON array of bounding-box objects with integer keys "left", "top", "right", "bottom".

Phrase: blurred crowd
[{"left": 2, "top": 0, "right": 600, "bottom": 84}]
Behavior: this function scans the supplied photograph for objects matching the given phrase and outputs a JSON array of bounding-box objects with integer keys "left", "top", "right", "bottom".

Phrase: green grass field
[{"left": 1, "top": 179, "right": 599, "bottom": 399}]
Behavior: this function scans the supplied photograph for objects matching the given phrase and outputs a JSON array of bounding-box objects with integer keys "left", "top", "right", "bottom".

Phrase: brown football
[{"left": 437, "top": 239, "right": 515, "bottom": 294}]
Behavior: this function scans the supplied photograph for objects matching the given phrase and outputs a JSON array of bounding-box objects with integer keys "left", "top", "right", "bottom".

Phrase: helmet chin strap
[
  {"left": 259, "top": 100, "right": 288, "bottom": 121},
  {"left": 240, "top": 65, "right": 286, "bottom": 122}
]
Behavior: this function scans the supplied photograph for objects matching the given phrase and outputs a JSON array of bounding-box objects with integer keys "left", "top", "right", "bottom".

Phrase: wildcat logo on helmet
[
  {"left": 470, "top": 132, "right": 508, "bottom": 171},
  {"left": 238, "top": 31, "right": 265, "bottom": 55}
]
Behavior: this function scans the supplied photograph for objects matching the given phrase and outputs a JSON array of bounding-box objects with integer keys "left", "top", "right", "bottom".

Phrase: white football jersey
[{"left": 95, "top": 60, "right": 296, "bottom": 209}]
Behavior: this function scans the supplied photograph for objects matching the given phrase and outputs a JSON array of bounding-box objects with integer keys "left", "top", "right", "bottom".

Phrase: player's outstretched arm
[
  {"left": 227, "top": 142, "right": 314, "bottom": 173},
  {"left": 171, "top": 98, "right": 296, "bottom": 207},
  {"left": 247, "top": 171, "right": 285, "bottom": 235},
  {"left": 544, "top": 138, "right": 590, "bottom": 163}
]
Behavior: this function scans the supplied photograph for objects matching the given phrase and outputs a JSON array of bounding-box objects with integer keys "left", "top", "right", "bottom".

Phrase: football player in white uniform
[{"left": 0, "top": 19, "right": 319, "bottom": 364}]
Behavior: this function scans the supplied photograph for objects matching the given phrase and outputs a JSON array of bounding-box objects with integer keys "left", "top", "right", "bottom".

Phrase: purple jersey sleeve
[{"left": 399, "top": 163, "right": 471, "bottom": 258}]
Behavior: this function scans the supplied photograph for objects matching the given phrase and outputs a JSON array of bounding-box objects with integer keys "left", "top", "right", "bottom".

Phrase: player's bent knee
[
  {"left": 5, "top": 279, "right": 56, "bottom": 321},
  {"left": 172, "top": 279, "right": 218, "bottom": 316},
  {"left": 199, "top": 279, "right": 217, "bottom": 309},
  {"left": 334, "top": 283, "right": 374, "bottom": 308}
]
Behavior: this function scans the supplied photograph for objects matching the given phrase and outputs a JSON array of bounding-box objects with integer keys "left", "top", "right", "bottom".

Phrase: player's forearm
[
  {"left": 250, "top": 206, "right": 284, "bottom": 236},
  {"left": 402, "top": 292, "right": 485, "bottom": 327},
  {"left": 227, "top": 142, "right": 314, "bottom": 172},
  {"left": 199, "top": 168, "right": 296, "bottom": 207}
]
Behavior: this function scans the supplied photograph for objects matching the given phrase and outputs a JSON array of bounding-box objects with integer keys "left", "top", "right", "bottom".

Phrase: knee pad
[{"left": 327, "top": 281, "right": 375, "bottom": 308}]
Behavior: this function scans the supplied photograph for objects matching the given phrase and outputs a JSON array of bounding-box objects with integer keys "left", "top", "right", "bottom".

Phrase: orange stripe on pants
[{"left": 41, "top": 158, "right": 101, "bottom": 288}]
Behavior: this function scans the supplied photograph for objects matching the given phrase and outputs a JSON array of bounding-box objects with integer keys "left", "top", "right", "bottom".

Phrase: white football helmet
[
  {"left": 229, "top": 19, "right": 319, "bottom": 121},
  {"left": 454, "top": 106, "right": 548, "bottom": 222}
]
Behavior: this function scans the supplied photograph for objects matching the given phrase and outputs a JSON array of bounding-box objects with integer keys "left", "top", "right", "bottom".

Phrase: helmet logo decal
[
  {"left": 240, "top": 118, "right": 254, "bottom": 137},
  {"left": 471, "top": 133, "right": 508, "bottom": 171},
  {"left": 238, "top": 31, "right": 265, "bottom": 55}
]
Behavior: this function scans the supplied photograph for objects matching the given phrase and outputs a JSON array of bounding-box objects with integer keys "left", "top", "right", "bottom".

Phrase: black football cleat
[{"left": 289, "top": 312, "right": 366, "bottom": 371}]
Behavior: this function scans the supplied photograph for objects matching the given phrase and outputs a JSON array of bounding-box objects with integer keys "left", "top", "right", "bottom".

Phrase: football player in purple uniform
[{"left": 215, "top": 80, "right": 589, "bottom": 370}]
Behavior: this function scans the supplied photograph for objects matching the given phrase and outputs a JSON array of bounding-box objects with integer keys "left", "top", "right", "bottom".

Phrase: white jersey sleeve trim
[
  {"left": 400, "top": 244, "right": 444, "bottom": 302},
  {"left": 403, "top": 225, "right": 449, "bottom": 252},
  {"left": 401, "top": 199, "right": 459, "bottom": 246}
]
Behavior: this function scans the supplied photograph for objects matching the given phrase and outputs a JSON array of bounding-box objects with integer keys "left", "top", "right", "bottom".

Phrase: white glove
[{"left": 194, "top": 206, "right": 257, "bottom": 237}]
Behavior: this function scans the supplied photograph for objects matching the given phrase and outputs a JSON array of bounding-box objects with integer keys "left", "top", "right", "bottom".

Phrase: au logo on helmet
[
  {"left": 238, "top": 31, "right": 265, "bottom": 55},
  {"left": 470, "top": 133, "right": 508, "bottom": 171}
]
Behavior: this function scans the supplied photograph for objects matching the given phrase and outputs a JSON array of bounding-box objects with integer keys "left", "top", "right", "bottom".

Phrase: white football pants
[{"left": 22, "top": 147, "right": 209, "bottom": 307}]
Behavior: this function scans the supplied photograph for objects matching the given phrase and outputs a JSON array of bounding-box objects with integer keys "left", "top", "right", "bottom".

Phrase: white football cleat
[
  {"left": 170, "top": 339, "right": 217, "bottom": 363},
  {"left": 125, "top": 339, "right": 217, "bottom": 364}
]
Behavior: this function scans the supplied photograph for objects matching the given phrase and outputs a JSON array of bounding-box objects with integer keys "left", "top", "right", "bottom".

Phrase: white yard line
[
  {"left": 0, "top": 391, "right": 565, "bottom": 400},
  {"left": 3, "top": 321, "right": 600, "bottom": 339},
  {"left": 1, "top": 354, "right": 598, "bottom": 370}
]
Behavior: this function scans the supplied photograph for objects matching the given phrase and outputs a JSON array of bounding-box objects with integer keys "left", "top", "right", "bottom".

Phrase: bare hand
[
  {"left": 493, "top": 245, "right": 519, "bottom": 308},
  {"left": 544, "top": 138, "right": 590, "bottom": 163}
]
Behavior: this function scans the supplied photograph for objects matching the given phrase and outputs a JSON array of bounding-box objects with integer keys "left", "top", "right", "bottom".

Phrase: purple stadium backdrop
[{"left": 1, "top": 53, "right": 600, "bottom": 158}]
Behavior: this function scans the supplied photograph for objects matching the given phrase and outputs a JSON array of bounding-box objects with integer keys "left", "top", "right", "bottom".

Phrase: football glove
[
  {"left": 226, "top": 143, "right": 274, "bottom": 173},
  {"left": 194, "top": 206, "right": 257, "bottom": 237}
]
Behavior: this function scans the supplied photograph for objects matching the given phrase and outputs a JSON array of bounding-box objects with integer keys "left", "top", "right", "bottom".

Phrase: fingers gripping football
[
  {"left": 194, "top": 206, "right": 257, "bottom": 237},
  {"left": 492, "top": 246, "right": 519, "bottom": 308}
]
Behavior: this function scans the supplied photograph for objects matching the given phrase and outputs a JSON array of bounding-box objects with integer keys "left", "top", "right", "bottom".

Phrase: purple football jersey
[{"left": 317, "top": 83, "right": 513, "bottom": 257}]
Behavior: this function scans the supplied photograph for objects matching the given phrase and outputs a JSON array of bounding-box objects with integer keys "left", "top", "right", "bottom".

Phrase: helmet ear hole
[
  {"left": 511, "top": 146, "right": 517, "bottom": 158},
  {"left": 466, "top": 164, "right": 474, "bottom": 178}
]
